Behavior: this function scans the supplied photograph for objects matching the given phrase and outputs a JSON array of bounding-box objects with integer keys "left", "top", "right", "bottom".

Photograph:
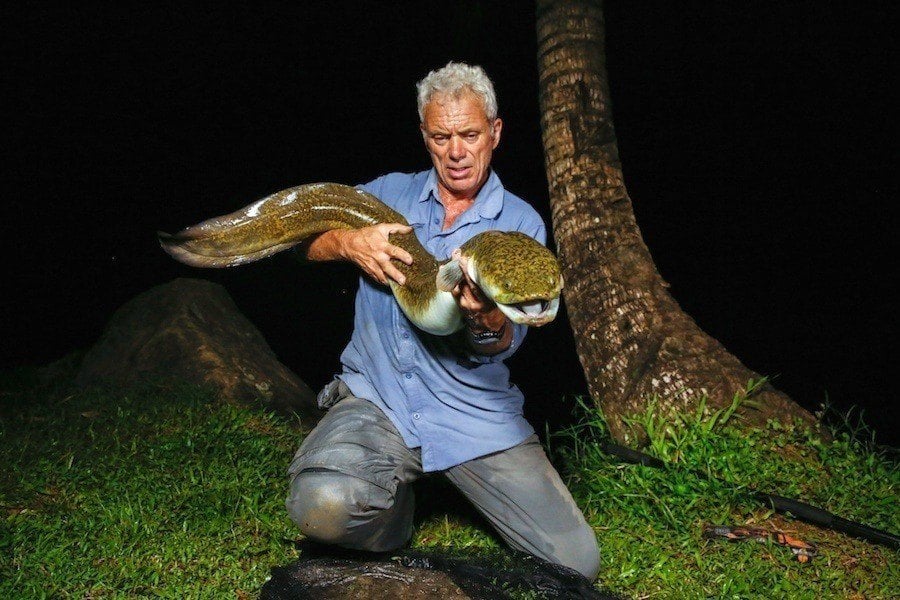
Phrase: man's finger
[
  {"left": 363, "top": 267, "right": 383, "bottom": 285},
  {"left": 381, "top": 223, "right": 413, "bottom": 236},
  {"left": 390, "top": 246, "right": 414, "bottom": 266},
  {"left": 457, "top": 270, "right": 483, "bottom": 303},
  {"left": 385, "top": 268, "right": 406, "bottom": 286},
  {"left": 456, "top": 283, "right": 476, "bottom": 310},
  {"left": 462, "top": 289, "right": 481, "bottom": 312},
  {"left": 383, "top": 262, "right": 407, "bottom": 286},
  {"left": 467, "top": 281, "right": 482, "bottom": 302}
]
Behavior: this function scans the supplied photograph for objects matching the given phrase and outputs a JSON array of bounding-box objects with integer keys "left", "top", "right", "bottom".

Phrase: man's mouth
[{"left": 447, "top": 166, "right": 471, "bottom": 178}]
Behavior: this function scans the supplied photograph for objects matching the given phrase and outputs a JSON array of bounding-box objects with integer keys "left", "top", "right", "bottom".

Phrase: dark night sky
[{"left": 4, "top": 2, "right": 897, "bottom": 444}]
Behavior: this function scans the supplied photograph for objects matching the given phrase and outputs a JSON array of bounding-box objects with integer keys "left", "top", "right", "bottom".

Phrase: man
[{"left": 286, "top": 62, "right": 600, "bottom": 580}]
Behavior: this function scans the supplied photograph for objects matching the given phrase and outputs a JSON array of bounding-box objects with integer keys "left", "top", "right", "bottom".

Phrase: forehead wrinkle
[
  {"left": 424, "top": 107, "right": 488, "bottom": 135},
  {"left": 424, "top": 92, "right": 489, "bottom": 130}
]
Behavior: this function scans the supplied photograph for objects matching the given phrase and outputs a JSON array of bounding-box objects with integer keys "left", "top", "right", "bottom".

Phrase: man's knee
[
  {"left": 286, "top": 470, "right": 370, "bottom": 545},
  {"left": 552, "top": 523, "right": 601, "bottom": 581}
]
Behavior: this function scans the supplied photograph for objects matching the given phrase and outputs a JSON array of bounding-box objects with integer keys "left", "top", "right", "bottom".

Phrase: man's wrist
[
  {"left": 304, "top": 229, "right": 349, "bottom": 262},
  {"left": 332, "top": 230, "right": 350, "bottom": 261}
]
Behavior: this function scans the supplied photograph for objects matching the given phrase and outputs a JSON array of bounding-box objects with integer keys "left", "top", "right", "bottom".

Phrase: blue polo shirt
[{"left": 337, "top": 169, "right": 547, "bottom": 472}]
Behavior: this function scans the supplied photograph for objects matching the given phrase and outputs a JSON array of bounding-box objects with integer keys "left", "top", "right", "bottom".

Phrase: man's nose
[{"left": 449, "top": 136, "right": 465, "bottom": 160}]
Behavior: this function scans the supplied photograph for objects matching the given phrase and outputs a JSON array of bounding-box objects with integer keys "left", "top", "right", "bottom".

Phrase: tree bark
[{"left": 535, "top": 0, "right": 816, "bottom": 442}]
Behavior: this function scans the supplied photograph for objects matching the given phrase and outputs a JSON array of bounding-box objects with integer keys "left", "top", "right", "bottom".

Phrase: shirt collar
[{"left": 416, "top": 168, "right": 504, "bottom": 221}]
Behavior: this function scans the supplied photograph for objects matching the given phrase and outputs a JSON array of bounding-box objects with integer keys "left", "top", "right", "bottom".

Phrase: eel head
[{"left": 437, "top": 231, "right": 564, "bottom": 327}]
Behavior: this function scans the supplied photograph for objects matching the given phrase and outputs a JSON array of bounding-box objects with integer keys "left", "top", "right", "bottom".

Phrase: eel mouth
[{"left": 498, "top": 297, "right": 560, "bottom": 327}]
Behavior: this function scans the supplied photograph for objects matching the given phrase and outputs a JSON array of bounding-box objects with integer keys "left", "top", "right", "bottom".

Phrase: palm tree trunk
[{"left": 536, "top": 0, "right": 816, "bottom": 442}]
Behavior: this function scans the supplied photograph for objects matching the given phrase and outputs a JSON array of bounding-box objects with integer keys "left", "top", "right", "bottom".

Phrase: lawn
[{"left": 1, "top": 368, "right": 897, "bottom": 598}]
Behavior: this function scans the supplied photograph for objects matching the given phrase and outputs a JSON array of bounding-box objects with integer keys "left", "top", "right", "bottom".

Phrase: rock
[
  {"left": 76, "top": 278, "right": 319, "bottom": 424},
  {"left": 261, "top": 557, "right": 471, "bottom": 599},
  {"left": 259, "top": 549, "right": 621, "bottom": 600}
]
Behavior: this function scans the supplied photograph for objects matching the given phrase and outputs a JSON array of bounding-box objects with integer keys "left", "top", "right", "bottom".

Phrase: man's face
[{"left": 421, "top": 91, "right": 502, "bottom": 202}]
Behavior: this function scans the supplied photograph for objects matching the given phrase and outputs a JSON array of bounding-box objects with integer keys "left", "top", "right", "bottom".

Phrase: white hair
[{"left": 416, "top": 62, "right": 498, "bottom": 122}]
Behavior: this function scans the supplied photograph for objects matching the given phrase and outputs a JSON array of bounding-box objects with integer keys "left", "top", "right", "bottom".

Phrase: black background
[{"left": 4, "top": 2, "right": 896, "bottom": 444}]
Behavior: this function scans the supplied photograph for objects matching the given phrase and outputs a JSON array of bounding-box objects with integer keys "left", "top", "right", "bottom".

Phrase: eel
[{"left": 158, "top": 183, "right": 563, "bottom": 336}]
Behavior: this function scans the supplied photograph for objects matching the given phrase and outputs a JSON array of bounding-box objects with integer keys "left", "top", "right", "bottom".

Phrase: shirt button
[
  {"left": 413, "top": 413, "right": 421, "bottom": 420},
  {"left": 401, "top": 331, "right": 410, "bottom": 339},
  {"left": 405, "top": 373, "right": 412, "bottom": 379},
  {"left": 433, "top": 218, "right": 439, "bottom": 225}
]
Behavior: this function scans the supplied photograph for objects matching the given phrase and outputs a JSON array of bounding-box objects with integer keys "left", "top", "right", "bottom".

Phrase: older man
[{"left": 286, "top": 62, "right": 600, "bottom": 580}]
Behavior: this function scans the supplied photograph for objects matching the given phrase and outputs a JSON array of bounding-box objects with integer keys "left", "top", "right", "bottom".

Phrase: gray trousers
[{"left": 286, "top": 391, "right": 600, "bottom": 580}]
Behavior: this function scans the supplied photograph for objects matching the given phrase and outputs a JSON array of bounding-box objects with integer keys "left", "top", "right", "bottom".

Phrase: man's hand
[
  {"left": 451, "top": 264, "right": 501, "bottom": 327},
  {"left": 451, "top": 256, "right": 512, "bottom": 354},
  {"left": 305, "top": 223, "right": 414, "bottom": 286}
]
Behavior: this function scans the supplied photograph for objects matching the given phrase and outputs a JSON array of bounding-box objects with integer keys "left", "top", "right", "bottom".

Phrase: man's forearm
[
  {"left": 299, "top": 224, "right": 412, "bottom": 286},
  {"left": 301, "top": 230, "right": 348, "bottom": 262}
]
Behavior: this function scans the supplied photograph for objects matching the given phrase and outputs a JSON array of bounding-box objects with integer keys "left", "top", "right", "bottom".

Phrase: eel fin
[
  {"left": 436, "top": 260, "right": 464, "bottom": 292},
  {"left": 157, "top": 230, "right": 298, "bottom": 268}
]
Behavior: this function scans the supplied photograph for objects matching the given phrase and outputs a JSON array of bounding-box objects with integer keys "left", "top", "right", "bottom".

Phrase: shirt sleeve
[
  {"left": 357, "top": 175, "right": 387, "bottom": 199},
  {"left": 462, "top": 205, "right": 548, "bottom": 364}
]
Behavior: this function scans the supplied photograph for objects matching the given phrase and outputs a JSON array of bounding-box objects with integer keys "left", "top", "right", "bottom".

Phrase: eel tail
[
  {"left": 157, "top": 230, "right": 299, "bottom": 268},
  {"left": 158, "top": 183, "right": 397, "bottom": 268}
]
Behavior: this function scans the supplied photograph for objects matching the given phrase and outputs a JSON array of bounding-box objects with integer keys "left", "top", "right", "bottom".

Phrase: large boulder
[{"left": 76, "top": 278, "right": 319, "bottom": 425}]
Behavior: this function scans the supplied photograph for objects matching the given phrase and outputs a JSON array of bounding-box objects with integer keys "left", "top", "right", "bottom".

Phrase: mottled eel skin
[{"left": 159, "top": 183, "right": 562, "bottom": 335}]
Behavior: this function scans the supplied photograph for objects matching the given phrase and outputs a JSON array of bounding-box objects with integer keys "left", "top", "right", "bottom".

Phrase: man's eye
[{"left": 465, "top": 133, "right": 479, "bottom": 141}]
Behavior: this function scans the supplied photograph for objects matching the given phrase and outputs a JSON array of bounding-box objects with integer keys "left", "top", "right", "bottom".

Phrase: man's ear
[{"left": 490, "top": 118, "right": 503, "bottom": 149}]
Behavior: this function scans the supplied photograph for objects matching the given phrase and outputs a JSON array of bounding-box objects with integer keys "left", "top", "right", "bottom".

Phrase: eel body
[{"left": 159, "top": 183, "right": 562, "bottom": 335}]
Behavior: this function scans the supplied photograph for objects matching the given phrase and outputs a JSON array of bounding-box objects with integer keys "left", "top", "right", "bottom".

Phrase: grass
[
  {"left": 1, "top": 367, "right": 897, "bottom": 598},
  {"left": 1, "top": 376, "right": 303, "bottom": 598},
  {"left": 549, "top": 388, "right": 899, "bottom": 599}
]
